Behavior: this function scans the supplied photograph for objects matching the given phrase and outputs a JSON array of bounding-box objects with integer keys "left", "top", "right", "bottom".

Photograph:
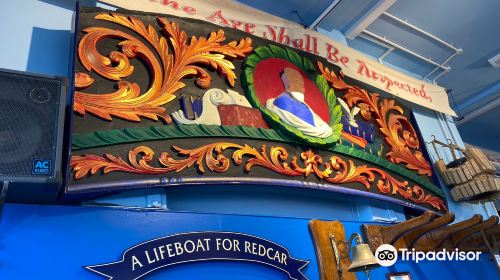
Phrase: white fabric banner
[{"left": 99, "top": 0, "right": 457, "bottom": 116}]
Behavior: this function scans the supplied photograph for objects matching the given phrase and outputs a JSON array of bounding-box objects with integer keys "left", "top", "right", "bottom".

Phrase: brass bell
[
  {"left": 329, "top": 232, "right": 380, "bottom": 280},
  {"left": 348, "top": 243, "right": 379, "bottom": 272}
]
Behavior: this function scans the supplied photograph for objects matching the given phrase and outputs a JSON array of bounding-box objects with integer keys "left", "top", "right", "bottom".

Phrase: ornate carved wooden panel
[{"left": 68, "top": 7, "right": 448, "bottom": 212}]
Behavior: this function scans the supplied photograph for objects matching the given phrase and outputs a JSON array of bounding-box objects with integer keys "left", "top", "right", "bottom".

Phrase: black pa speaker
[{"left": 0, "top": 69, "right": 67, "bottom": 203}]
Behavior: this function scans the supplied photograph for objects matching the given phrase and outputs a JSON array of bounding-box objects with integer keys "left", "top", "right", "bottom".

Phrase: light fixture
[{"left": 329, "top": 232, "right": 379, "bottom": 280}]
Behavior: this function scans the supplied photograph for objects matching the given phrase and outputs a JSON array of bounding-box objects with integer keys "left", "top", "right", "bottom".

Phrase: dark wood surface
[
  {"left": 405, "top": 212, "right": 455, "bottom": 250},
  {"left": 451, "top": 216, "right": 499, "bottom": 248},
  {"left": 432, "top": 214, "right": 483, "bottom": 248}
]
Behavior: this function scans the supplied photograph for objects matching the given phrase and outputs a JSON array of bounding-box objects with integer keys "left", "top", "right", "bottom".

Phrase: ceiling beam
[
  {"left": 455, "top": 80, "right": 500, "bottom": 114},
  {"left": 456, "top": 96, "right": 500, "bottom": 125},
  {"left": 382, "top": 12, "right": 461, "bottom": 53},
  {"left": 308, "top": 0, "right": 343, "bottom": 29},
  {"left": 361, "top": 30, "right": 450, "bottom": 71},
  {"left": 345, "top": 0, "right": 397, "bottom": 40}
]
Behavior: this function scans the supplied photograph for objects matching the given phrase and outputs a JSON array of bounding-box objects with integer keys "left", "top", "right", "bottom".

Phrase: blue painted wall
[
  {"left": 412, "top": 106, "right": 497, "bottom": 221},
  {"left": 1, "top": 204, "right": 497, "bottom": 280}
]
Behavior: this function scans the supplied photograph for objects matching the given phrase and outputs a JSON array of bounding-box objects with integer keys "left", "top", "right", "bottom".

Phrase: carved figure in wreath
[{"left": 265, "top": 67, "right": 333, "bottom": 138}]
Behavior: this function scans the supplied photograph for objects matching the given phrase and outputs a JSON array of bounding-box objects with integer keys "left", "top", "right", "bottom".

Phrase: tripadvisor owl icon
[{"left": 375, "top": 244, "right": 398, "bottom": 267}]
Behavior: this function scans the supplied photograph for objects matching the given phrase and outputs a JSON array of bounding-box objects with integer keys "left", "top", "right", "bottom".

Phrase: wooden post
[{"left": 309, "top": 220, "right": 357, "bottom": 280}]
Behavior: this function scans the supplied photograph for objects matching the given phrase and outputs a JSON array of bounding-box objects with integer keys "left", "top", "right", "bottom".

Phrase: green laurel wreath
[{"left": 242, "top": 44, "right": 342, "bottom": 146}]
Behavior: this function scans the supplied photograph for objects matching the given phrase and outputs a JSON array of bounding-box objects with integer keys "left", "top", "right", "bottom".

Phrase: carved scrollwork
[
  {"left": 318, "top": 62, "right": 432, "bottom": 176},
  {"left": 71, "top": 142, "right": 446, "bottom": 211},
  {"left": 74, "top": 13, "right": 253, "bottom": 122}
]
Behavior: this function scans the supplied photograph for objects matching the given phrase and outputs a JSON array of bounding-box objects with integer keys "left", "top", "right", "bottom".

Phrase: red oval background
[{"left": 253, "top": 58, "right": 330, "bottom": 123}]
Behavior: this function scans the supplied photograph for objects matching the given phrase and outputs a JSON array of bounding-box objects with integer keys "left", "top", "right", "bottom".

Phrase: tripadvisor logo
[
  {"left": 375, "top": 244, "right": 398, "bottom": 266},
  {"left": 375, "top": 244, "right": 481, "bottom": 266}
]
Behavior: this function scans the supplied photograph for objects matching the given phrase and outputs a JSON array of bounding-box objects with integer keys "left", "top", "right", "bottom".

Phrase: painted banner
[
  {"left": 85, "top": 231, "right": 309, "bottom": 280},
  {"left": 100, "top": 0, "right": 456, "bottom": 116}
]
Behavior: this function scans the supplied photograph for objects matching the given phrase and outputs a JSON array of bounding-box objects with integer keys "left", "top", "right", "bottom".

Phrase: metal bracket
[
  {"left": 0, "top": 181, "right": 9, "bottom": 222},
  {"left": 329, "top": 234, "right": 343, "bottom": 274}
]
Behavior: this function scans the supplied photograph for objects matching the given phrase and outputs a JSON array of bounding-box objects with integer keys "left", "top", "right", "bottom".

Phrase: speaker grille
[{"left": 0, "top": 71, "right": 63, "bottom": 179}]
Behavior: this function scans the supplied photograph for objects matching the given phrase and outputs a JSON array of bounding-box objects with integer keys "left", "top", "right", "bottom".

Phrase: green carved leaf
[
  {"left": 315, "top": 75, "right": 330, "bottom": 96},
  {"left": 285, "top": 48, "right": 303, "bottom": 70},
  {"left": 314, "top": 74, "right": 342, "bottom": 139},
  {"left": 175, "top": 124, "right": 196, "bottom": 136},
  {"left": 268, "top": 44, "right": 289, "bottom": 60},
  {"left": 241, "top": 67, "right": 254, "bottom": 88},
  {"left": 244, "top": 81, "right": 261, "bottom": 109},
  {"left": 332, "top": 123, "right": 343, "bottom": 139},
  {"left": 302, "top": 56, "right": 315, "bottom": 73},
  {"left": 244, "top": 54, "right": 260, "bottom": 69},
  {"left": 200, "top": 124, "right": 222, "bottom": 136},
  {"left": 150, "top": 126, "right": 170, "bottom": 137},
  {"left": 331, "top": 105, "right": 342, "bottom": 127},
  {"left": 254, "top": 46, "right": 273, "bottom": 59}
]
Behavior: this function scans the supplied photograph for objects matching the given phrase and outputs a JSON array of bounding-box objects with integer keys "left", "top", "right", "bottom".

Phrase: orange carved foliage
[
  {"left": 71, "top": 143, "right": 447, "bottom": 211},
  {"left": 318, "top": 62, "right": 432, "bottom": 176},
  {"left": 74, "top": 13, "right": 253, "bottom": 122}
]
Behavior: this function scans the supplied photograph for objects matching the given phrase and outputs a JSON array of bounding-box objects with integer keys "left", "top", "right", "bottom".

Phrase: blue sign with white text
[{"left": 85, "top": 231, "right": 309, "bottom": 280}]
